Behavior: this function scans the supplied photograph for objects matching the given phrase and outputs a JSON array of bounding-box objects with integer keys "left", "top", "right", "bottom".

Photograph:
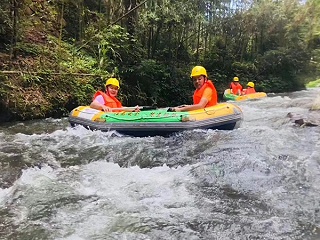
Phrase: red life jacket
[
  {"left": 92, "top": 91, "right": 123, "bottom": 111},
  {"left": 193, "top": 80, "right": 217, "bottom": 107},
  {"left": 230, "top": 82, "right": 243, "bottom": 95},
  {"left": 243, "top": 88, "right": 256, "bottom": 95}
]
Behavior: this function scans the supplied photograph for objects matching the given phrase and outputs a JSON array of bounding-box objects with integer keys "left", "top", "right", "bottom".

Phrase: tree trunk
[
  {"left": 196, "top": 21, "right": 201, "bottom": 62},
  {"left": 147, "top": 27, "right": 153, "bottom": 58},
  {"left": 123, "top": 0, "right": 137, "bottom": 36},
  {"left": 10, "top": 0, "right": 18, "bottom": 60},
  {"left": 78, "top": 0, "right": 84, "bottom": 42}
]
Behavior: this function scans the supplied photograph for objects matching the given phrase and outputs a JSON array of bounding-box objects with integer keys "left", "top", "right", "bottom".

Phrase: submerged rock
[{"left": 287, "top": 111, "right": 320, "bottom": 127}]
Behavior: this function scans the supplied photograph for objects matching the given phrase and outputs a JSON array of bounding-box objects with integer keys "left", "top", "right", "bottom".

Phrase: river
[{"left": 0, "top": 88, "right": 319, "bottom": 240}]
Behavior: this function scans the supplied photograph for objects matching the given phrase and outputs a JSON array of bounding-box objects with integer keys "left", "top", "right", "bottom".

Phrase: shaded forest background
[{"left": 0, "top": 0, "right": 319, "bottom": 121}]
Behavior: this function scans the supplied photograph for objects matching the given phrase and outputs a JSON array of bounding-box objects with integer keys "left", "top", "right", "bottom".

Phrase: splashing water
[{"left": 0, "top": 89, "right": 320, "bottom": 239}]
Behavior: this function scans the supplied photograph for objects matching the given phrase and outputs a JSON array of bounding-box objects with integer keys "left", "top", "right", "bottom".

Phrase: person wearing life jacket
[
  {"left": 171, "top": 66, "right": 218, "bottom": 112},
  {"left": 90, "top": 78, "right": 138, "bottom": 112},
  {"left": 230, "top": 76, "right": 243, "bottom": 95},
  {"left": 242, "top": 82, "right": 256, "bottom": 95}
]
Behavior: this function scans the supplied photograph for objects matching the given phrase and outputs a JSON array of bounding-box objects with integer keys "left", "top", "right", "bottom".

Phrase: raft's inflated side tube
[
  {"left": 223, "top": 89, "right": 267, "bottom": 102},
  {"left": 68, "top": 103, "right": 243, "bottom": 137}
]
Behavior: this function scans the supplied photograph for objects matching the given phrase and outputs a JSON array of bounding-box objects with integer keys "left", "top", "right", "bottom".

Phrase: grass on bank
[{"left": 306, "top": 79, "right": 320, "bottom": 88}]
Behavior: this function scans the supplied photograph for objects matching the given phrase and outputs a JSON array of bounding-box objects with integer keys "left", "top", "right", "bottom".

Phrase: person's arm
[
  {"left": 174, "top": 98, "right": 208, "bottom": 112},
  {"left": 90, "top": 100, "right": 111, "bottom": 111},
  {"left": 90, "top": 96, "right": 111, "bottom": 112},
  {"left": 174, "top": 88, "right": 213, "bottom": 112},
  {"left": 238, "top": 85, "right": 243, "bottom": 95},
  {"left": 242, "top": 89, "right": 247, "bottom": 95},
  {"left": 211, "top": 86, "right": 218, "bottom": 105}
]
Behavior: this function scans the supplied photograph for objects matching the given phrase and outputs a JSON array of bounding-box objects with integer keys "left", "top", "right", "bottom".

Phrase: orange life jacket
[
  {"left": 92, "top": 91, "right": 123, "bottom": 112},
  {"left": 230, "top": 82, "right": 243, "bottom": 95},
  {"left": 243, "top": 88, "right": 256, "bottom": 95},
  {"left": 193, "top": 80, "right": 217, "bottom": 107}
]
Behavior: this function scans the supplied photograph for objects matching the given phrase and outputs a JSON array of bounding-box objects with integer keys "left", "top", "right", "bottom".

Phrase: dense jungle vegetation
[{"left": 0, "top": 0, "right": 319, "bottom": 121}]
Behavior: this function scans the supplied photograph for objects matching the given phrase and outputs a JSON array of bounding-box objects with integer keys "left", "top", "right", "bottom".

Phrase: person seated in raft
[
  {"left": 242, "top": 82, "right": 256, "bottom": 95},
  {"left": 90, "top": 77, "right": 139, "bottom": 112},
  {"left": 230, "top": 76, "right": 243, "bottom": 95},
  {"left": 170, "top": 66, "right": 218, "bottom": 112}
]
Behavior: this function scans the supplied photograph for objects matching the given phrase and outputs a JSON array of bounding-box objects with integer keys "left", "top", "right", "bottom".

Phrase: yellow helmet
[
  {"left": 247, "top": 82, "right": 255, "bottom": 88},
  {"left": 105, "top": 78, "right": 120, "bottom": 88},
  {"left": 190, "top": 66, "right": 208, "bottom": 78},
  {"left": 233, "top": 77, "right": 239, "bottom": 82}
]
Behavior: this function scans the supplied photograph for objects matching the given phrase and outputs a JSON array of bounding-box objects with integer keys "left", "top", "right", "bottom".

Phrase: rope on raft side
[{"left": 101, "top": 112, "right": 188, "bottom": 122}]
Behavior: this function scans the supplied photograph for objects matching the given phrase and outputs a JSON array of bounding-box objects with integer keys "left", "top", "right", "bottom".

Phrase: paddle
[{"left": 108, "top": 106, "right": 157, "bottom": 112}]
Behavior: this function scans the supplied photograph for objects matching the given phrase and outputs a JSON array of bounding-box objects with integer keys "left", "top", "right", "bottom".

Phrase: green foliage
[
  {"left": 59, "top": 53, "right": 98, "bottom": 73},
  {"left": 209, "top": 72, "right": 231, "bottom": 96},
  {"left": 231, "top": 61, "right": 258, "bottom": 82},
  {"left": 73, "top": 81, "right": 96, "bottom": 105},
  {"left": 83, "top": 24, "right": 144, "bottom": 73},
  {"left": 42, "top": 74, "right": 97, "bottom": 117},
  {"left": 306, "top": 79, "right": 320, "bottom": 88},
  {"left": 0, "top": 0, "right": 11, "bottom": 49},
  {"left": 120, "top": 59, "right": 192, "bottom": 106},
  {"left": 1, "top": 0, "right": 320, "bottom": 121},
  {"left": 121, "top": 59, "right": 171, "bottom": 105},
  {"left": 21, "top": 74, "right": 43, "bottom": 87},
  {"left": 97, "top": 25, "right": 133, "bottom": 69},
  {"left": 43, "top": 36, "right": 100, "bottom": 74},
  {"left": 258, "top": 76, "right": 287, "bottom": 93},
  {"left": 255, "top": 47, "right": 309, "bottom": 91},
  {"left": 14, "top": 42, "right": 41, "bottom": 56}
]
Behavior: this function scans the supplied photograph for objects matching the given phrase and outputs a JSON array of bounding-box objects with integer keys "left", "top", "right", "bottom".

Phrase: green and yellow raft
[
  {"left": 223, "top": 89, "right": 267, "bottom": 102},
  {"left": 68, "top": 103, "right": 243, "bottom": 137}
]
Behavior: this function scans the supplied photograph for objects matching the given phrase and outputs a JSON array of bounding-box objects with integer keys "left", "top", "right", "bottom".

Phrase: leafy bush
[{"left": 120, "top": 59, "right": 192, "bottom": 107}]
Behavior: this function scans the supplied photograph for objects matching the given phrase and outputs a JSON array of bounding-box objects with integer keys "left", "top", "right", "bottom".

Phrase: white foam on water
[
  {"left": 1, "top": 88, "right": 320, "bottom": 239},
  {"left": 1, "top": 161, "right": 198, "bottom": 239},
  {"left": 56, "top": 162, "right": 196, "bottom": 239},
  {"left": 18, "top": 165, "right": 57, "bottom": 185},
  {"left": 0, "top": 186, "right": 14, "bottom": 207}
]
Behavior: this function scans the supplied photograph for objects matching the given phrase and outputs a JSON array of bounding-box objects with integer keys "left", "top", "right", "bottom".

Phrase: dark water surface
[{"left": 0, "top": 89, "right": 320, "bottom": 240}]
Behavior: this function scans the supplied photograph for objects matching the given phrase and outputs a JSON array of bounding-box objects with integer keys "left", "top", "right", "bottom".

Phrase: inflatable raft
[
  {"left": 223, "top": 89, "right": 267, "bottom": 101},
  {"left": 68, "top": 103, "right": 243, "bottom": 137}
]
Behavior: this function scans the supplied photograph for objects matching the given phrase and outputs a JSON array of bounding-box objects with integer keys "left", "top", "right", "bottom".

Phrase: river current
[{"left": 0, "top": 88, "right": 320, "bottom": 240}]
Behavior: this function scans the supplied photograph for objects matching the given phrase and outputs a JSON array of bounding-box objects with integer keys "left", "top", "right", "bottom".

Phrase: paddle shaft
[{"left": 109, "top": 106, "right": 157, "bottom": 112}]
